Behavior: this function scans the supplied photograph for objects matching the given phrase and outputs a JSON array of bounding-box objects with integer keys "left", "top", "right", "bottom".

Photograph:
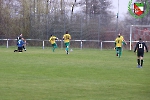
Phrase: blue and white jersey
[{"left": 17, "top": 39, "right": 24, "bottom": 47}]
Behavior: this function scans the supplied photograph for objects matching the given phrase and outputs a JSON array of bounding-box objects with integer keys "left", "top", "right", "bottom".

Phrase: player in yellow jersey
[
  {"left": 49, "top": 34, "right": 58, "bottom": 52},
  {"left": 115, "top": 34, "right": 126, "bottom": 58},
  {"left": 63, "top": 31, "right": 71, "bottom": 54}
]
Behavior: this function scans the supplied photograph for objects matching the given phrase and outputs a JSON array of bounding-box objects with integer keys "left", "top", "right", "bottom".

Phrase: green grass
[{"left": 0, "top": 47, "right": 150, "bottom": 100}]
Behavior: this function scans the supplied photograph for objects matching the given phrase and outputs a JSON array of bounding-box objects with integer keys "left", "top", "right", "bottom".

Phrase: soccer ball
[{"left": 70, "top": 49, "right": 73, "bottom": 51}]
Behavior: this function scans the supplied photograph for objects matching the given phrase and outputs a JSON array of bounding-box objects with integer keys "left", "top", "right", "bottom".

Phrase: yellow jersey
[
  {"left": 63, "top": 34, "right": 71, "bottom": 43},
  {"left": 49, "top": 36, "right": 57, "bottom": 44},
  {"left": 115, "top": 37, "right": 123, "bottom": 47},
  {"left": 120, "top": 36, "right": 124, "bottom": 40}
]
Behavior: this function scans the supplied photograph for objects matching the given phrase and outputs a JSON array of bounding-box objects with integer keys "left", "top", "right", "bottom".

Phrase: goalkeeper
[
  {"left": 49, "top": 34, "right": 58, "bottom": 52},
  {"left": 115, "top": 34, "right": 126, "bottom": 58}
]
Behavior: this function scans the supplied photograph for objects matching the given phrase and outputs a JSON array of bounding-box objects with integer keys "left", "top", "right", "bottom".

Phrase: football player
[{"left": 134, "top": 38, "right": 148, "bottom": 68}]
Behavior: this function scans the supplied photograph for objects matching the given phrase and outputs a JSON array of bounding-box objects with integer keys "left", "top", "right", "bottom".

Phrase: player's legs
[
  {"left": 54, "top": 43, "right": 57, "bottom": 48},
  {"left": 14, "top": 49, "right": 18, "bottom": 52},
  {"left": 52, "top": 44, "right": 54, "bottom": 52},
  {"left": 137, "top": 56, "right": 140, "bottom": 67},
  {"left": 18, "top": 47, "right": 23, "bottom": 52},
  {"left": 53, "top": 43, "right": 57, "bottom": 52},
  {"left": 65, "top": 42, "right": 69, "bottom": 51},
  {"left": 22, "top": 45, "right": 26, "bottom": 51},
  {"left": 140, "top": 52, "right": 144, "bottom": 67},
  {"left": 14, "top": 47, "right": 20, "bottom": 52},
  {"left": 116, "top": 47, "right": 119, "bottom": 56},
  {"left": 52, "top": 43, "right": 57, "bottom": 52},
  {"left": 137, "top": 52, "right": 144, "bottom": 68},
  {"left": 14, "top": 41, "right": 18, "bottom": 52},
  {"left": 140, "top": 56, "right": 144, "bottom": 67},
  {"left": 65, "top": 42, "right": 70, "bottom": 54},
  {"left": 118, "top": 47, "right": 122, "bottom": 58},
  {"left": 116, "top": 47, "right": 121, "bottom": 58}
]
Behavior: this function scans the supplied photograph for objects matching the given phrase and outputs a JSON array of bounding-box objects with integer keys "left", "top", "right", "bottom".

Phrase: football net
[{"left": 130, "top": 25, "right": 150, "bottom": 50}]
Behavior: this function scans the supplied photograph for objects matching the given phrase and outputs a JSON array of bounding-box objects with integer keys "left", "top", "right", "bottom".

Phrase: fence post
[
  {"left": 80, "top": 40, "right": 83, "bottom": 50},
  {"left": 7, "top": 39, "right": 9, "bottom": 48},
  {"left": 130, "top": 25, "right": 132, "bottom": 50},
  {"left": 101, "top": 41, "right": 102, "bottom": 50},
  {"left": 61, "top": 40, "right": 63, "bottom": 49},
  {"left": 43, "top": 41, "right": 44, "bottom": 49}
]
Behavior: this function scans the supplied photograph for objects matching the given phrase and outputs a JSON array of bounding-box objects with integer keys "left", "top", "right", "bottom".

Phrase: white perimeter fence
[{"left": 0, "top": 39, "right": 150, "bottom": 50}]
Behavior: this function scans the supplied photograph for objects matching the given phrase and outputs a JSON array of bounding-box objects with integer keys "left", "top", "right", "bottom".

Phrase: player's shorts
[
  {"left": 52, "top": 43, "right": 57, "bottom": 47},
  {"left": 65, "top": 42, "right": 70, "bottom": 47},
  {"left": 18, "top": 47, "right": 23, "bottom": 52},
  {"left": 137, "top": 51, "right": 144, "bottom": 57},
  {"left": 116, "top": 47, "right": 122, "bottom": 51}
]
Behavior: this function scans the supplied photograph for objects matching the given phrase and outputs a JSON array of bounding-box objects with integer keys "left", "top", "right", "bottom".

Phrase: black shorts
[
  {"left": 137, "top": 51, "right": 144, "bottom": 57},
  {"left": 18, "top": 47, "right": 23, "bottom": 52}
]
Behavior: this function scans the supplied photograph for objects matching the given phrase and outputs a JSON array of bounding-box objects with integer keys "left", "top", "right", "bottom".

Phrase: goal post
[{"left": 130, "top": 25, "right": 150, "bottom": 50}]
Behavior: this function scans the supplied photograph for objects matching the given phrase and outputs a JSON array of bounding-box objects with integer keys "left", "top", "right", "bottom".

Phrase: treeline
[{"left": 0, "top": 0, "right": 149, "bottom": 41}]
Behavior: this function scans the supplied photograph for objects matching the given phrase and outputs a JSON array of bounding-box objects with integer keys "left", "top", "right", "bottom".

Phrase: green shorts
[
  {"left": 52, "top": 43, "right": 57, "bottom": 47},
  {"left": 116, "top": 47, "right": 122, "bottom": 52},
  {"left": 65, "top": 42, "right": 70, "bottom": 47}
]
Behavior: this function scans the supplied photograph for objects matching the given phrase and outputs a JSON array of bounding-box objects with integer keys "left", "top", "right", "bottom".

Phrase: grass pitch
[{"left": 0, "top": 47, "right": 150, "bottom": 100}]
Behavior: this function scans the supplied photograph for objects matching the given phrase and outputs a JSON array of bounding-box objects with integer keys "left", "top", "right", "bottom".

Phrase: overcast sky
[{"left": 112, "top": 0, "right": 136, "bottom": 18}]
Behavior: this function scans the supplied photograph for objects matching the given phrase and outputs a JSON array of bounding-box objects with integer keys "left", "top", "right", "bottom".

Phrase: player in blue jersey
[
  {"left": 134, "top": 38, "right": 148, "bottom": 68},
  {"left": 14, "top": 37, "right": 25, "bottom": 52},
  {"left": 17, "top": 34, "right": 26, "bottom": 51}
]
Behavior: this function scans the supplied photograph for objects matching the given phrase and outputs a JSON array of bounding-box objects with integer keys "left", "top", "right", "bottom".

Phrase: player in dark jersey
[
  {"left": 17, "top": 34, "right": 22, "bottom": 42},
  {"left": 134, "top": 38, "right": 148, "bottom": 68}
]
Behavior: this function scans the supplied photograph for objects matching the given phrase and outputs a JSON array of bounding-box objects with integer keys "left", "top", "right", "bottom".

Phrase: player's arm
[
  {"left": 114, "top": 39, "right": 117, "bottom": 49},
  {"left": 122, "top": 41, "right": 126, "bottom": 45},
  {"left": 123, "top": 39, "right": 127, "bottom": 45},
  {"left": 23, "top": 40, "right": 26, "bottom": 44},
  {"left": 21, "top": 40, "right": 25, "bottom": 46},
  {"left": 49, "top": 37, "right": 52, "bottom": 42},
  {"left": 55, "top": 37, "right": 58, "bottom": 40},
  {"left": 144, "top": 43, "right": 148, "bottom": 52},
  {"left": 114, "top": 38, "right": 117, "bottom": 46},
  {"left": 122, "top": 36, "right": 127, "bottom": 45},
  {"left": 134, "top": 43, "right": 138, "bottom": 52},
  {"left": 21, "top": 37, "right": 26, "bottom": 45},
  {"left": 114, "top": 43, "right": 116, "bottom": 50},
  {"left": 22, "top": 37, "right": 25, "bottom": 41},
  {"left": 114, "top": 42, "right": 116, "bottom": 46},
  {"left": 62, "top": 35, "right": 65, "bottom": 40},
  {"left": 121, "top": 36, "right": 127, "bottom": 45},
  {"left": 122, "top": 37, "right": 126, "bottom": 43}
]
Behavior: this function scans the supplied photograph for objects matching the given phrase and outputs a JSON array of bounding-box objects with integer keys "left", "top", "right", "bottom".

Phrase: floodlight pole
[{"left": 116, "top": 0, "right": 119, "bottom": 34}]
